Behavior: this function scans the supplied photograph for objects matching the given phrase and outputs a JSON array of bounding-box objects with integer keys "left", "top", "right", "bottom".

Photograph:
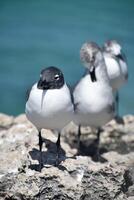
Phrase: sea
[{"left": 0, "top": 0, "right": 134, "bottom": 116}]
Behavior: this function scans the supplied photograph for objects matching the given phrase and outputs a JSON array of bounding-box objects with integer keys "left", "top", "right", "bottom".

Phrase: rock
[
  {"left": 0, "top": 159, "right": 129, "bottom": 200},
  {"left": 103, "top": 151, "right": 134, "bottom": 166},
  {"left": 14, "top": 114, "right": 29, "bottom": 124},
  {"left": 0, "top": 113, "right": 14, "bottom": 129},
  {"left": 0, "top": 113, "right": 134, "bottom": 199}
]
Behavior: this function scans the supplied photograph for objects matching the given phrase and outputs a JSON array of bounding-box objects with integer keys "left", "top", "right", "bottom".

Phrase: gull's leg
[
  {"left": 38, "top": 130, "right": 43, "bottom": 172},
  {"left": 116, "top": 91, "right": 119, "bottom": 116},
  {"left": 77, "top": 125, "right": 81, "bottom": 153},
  {"left": 95, "top": 127, "right": 101, "bottom": 161},
  {"left": 115, "top": 92, "right": 124, "bottom": 124},
  {"left": 55, "top": 132, "right": 61, "bottom": 166}
]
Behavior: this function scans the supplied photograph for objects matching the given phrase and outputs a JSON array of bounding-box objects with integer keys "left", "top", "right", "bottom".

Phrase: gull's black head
[{"left": 37, "top": 66, "right": 64, "bottom": 90}]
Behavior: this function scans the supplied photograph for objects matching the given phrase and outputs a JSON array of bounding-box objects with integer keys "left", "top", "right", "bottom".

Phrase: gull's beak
[
  {"left": 37, "top": 79, "right": 50, "bottom": 90},
  {"left": 37, "top": 79, "right": 44, "bottom": 89},
  {"left": 89, "top": 65, "right": 97, "bottom": 82}
]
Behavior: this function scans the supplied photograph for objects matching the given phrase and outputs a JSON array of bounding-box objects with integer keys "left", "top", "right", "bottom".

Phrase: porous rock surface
[{"left": 0, "top": 113, "right": 134, "bottom": 200}]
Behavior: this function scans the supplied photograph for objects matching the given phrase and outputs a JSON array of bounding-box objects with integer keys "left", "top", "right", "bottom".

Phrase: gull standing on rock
[
  {"left": 25, "top": 66, "right": 74, "bottom": 171},
  {"left": 103, "top": 40, "right": 128, "bottom": 122},
  {"left": 73, "top": 42, "right": 115, "bottom": 159}
]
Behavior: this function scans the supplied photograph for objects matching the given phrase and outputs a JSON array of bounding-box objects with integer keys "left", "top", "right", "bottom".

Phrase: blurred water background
[{"left": 0, "top": 0, "right": 134, "bottom": 116}]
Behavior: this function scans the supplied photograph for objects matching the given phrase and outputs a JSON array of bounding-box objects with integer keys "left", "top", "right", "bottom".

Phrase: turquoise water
[{"left": 0, "top": 0, "right": 134, "bottom": 116}]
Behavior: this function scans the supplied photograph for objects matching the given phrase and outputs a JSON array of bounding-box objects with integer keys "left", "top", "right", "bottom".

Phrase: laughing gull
[
  {"left": 25, "top": 66, "right": 74, "bottom": 171},
  {"left": 103, "top": 40, "right": 128, "bottom": 121},
  {"left": 73, "top": 42, "right": 115, "bottom": 159}
]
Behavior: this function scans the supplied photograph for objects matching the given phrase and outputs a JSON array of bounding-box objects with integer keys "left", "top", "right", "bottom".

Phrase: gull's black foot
[
  {"left": 93, "top": 128, "right": 101, "bottom": 162},
  {"left": 92, "top": 128, "right": 107, "bottom": 163},
  {"left": 114, "top": 115, "right": 124, "bottom": 124},
  {"left": 93, "top": 153, "right": 100, "bottom": 162},
  {"left": 38, "top": 153, "right": 43, "bottom": 172},
  {"left": 55, "top": 132, "right": 61, "bottom": 167},
  {"left": 77, "top": 125, "right": 81, "bottom": 155},
  {"left": 92, "top": 139, "right": 101, "bottom": 162},
  {"left": 38, "top": 130, "right": 43, "bottom": 172},
  {"left": 93, "top": 153, "right": 107, "bottom": 163}
]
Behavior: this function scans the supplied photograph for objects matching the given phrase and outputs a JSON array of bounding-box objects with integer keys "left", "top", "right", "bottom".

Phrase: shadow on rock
[
  {"left": 28, "top": 138, "right": 67, "bottom": 172},
  {"left": 64, "top": 131, "right": 108, "bottom": 163},
  {"left": 77, "top": 138, "right": 108, "bottom": 163}
]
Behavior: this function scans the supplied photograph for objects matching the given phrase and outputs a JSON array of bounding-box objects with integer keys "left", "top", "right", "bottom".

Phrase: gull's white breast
[
  {"left": 73, "top": 75, "right": 114, "bottom": 127},
  {"left": 26, "top": 83, "right": 73, "bottom": 131},
  {"left": 103, "top": 53, "right": 127, "bottom": 91}
]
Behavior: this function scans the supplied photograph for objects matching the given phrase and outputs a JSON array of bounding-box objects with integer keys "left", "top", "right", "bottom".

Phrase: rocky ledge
[{"left": 0, "top": 113, "right": 134, "bottom": 200}]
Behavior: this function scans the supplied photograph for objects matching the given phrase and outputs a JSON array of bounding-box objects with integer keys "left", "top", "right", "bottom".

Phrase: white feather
[
  {"left": 26, "top": 83, "right": 74, "bottom": 131},
  {"left": 73, "top": 61, "right": 114, "bottom": 128},
  {"left": 103, "top": 48, "right": 128, "bottom": 91}
]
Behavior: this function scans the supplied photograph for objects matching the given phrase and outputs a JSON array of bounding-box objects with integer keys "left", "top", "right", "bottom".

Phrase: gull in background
[
  {"left": 25, "top": 66, "right": 74, "bottom": 171},
  {"left": 103, "top": 40, "right": 128, "bottom": 122},
  {"left": 73, "top": 42, "right": 115, "bottom": 159}
]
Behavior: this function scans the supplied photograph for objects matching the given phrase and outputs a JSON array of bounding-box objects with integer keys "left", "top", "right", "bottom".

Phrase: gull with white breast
[
  {"left": 73, "top": 42, "right": 115, "bottom": 159},
  {"left": 25, "top": 66, "right": 74, "bottom": 171},
  {"left": 103, "top": 40, "right": 128, "bottom": 122}
]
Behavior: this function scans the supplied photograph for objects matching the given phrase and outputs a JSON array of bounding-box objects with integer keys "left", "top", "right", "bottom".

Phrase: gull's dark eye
[
  {"left": 92, "top": 55, "right": 95, "bottom": 61},
  {"left": 91, "top": 55, "right": 95, "bottom": 63},
  {"left": 54, "top": 74, "right": 60, "bottom": 80}
]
